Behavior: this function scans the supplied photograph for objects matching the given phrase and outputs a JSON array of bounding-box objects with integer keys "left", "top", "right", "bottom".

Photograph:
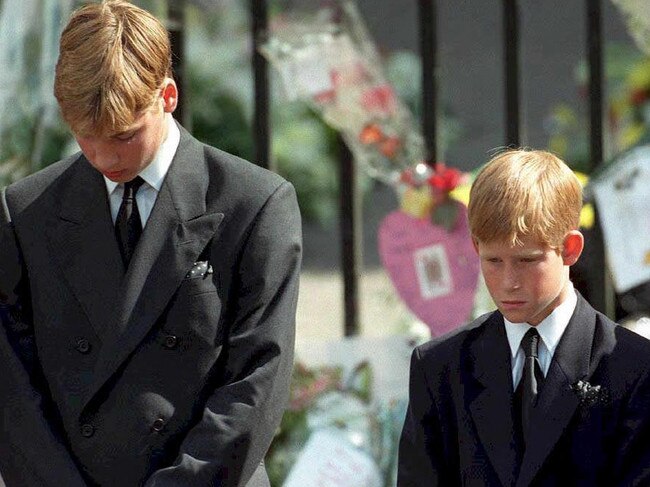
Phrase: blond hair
[
  {"left": 468, "top": 149, "right": 582, "bottom": 248},
  {"left": 54, "top": 0, "right": 172, "bottom": 136}
]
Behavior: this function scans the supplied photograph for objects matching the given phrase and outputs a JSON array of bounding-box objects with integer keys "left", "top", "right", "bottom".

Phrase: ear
[
  {"left": 561, "top": 230, "right": 584, "bottom": 266},
  {"left": 161, "top": 78, "right": 178, "bottom": 114}
]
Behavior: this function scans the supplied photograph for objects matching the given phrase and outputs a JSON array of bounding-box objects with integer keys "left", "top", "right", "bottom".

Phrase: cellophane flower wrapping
[
  {"left": 260, "top": 0, "right": 425, "bottom": 185},
  {"left": 266, "top": 360, "right": 408, "bottom": 486}
]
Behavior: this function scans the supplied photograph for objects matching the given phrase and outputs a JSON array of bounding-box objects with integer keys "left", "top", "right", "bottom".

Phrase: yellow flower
[
  {"left": 548, "top": 135, "right": 569, "bottom": 157},
  {"left": 450, "top": 183, "right": 471, "bottom": 206},
  {"left": 626, "top": 59, "right": 650, "bottom": 90},
  {"left": 580, "top": 204, "right": 595, "bottom": 230},
  {"left": 400, "top": 186, "right": 434, "bottom": 219},
  {"left": 619, "top": 124, "right": 646, "bottom": 150}
]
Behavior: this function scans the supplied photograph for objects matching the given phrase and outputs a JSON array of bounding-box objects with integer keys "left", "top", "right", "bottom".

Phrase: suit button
[
  {"left": 163, "top": 335, "right": 178, "bottom": 349},
  {"left": 151, "top": 418, "right": 165, "bottom": 432},
  {"left": 81, "top": 424, "right": 95, "bottom": 438},
  {"left": 76, "top": 338, "right": 91, "bottom": 354}
]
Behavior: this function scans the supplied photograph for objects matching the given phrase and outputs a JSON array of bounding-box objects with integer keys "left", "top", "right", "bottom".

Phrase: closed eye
[{"left": 114, "top": 130, "right": 138, "bottom": 142}]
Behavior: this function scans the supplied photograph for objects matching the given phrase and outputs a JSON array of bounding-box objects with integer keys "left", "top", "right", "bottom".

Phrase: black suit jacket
[
  {"left": 0, "top": 124, "right": 302, "bottom": 486},
  {"left": 398, "top": 294, "right": 650, "bottom": 486}
]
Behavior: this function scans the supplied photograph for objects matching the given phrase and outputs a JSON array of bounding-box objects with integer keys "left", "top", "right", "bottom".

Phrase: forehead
[
  {"left": 74, "top": 110, "right": 151, "bottom": 140},
  {"left": 477, "top": 236, "right": 550, "bottom": 257}
]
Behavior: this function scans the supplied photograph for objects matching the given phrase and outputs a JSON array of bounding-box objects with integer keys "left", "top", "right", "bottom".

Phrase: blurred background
[{"left": 1, "top": 0, "right": 649, "bottom": 485}]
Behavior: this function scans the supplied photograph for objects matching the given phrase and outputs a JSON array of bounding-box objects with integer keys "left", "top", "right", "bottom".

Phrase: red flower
[
  {"left": 630, "top": 88, "right": 650, "bottom": 106},
  {"left": 427, "top": 164, "right": 462, "bottom": 192},
  {"left": 400, "top": 169, "right": 415, "bottom": 186},
  {"left": 379, "top": 136, "right": 401, "bottom": 158},
  {"left": 359, "top": 123, "right": 384, "bottom": 144}
]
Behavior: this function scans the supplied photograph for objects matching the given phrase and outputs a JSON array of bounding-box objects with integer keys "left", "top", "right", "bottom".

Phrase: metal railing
[{"left": 171, "top": 0, "right": 611, "bottom": 335}]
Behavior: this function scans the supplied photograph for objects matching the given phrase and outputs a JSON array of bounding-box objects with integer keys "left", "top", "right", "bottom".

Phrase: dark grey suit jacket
[
  {"left": 398, "top": 293, "right": 650, "bottom": 486},
  {"left": 0, "top": 124, "right": 302, "bottom": 486}
]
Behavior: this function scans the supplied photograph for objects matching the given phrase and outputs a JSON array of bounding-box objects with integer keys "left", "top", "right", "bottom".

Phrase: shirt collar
[
  {"left": 103, "top": 114, "right": 180, "bottom": 195},
  {"left": 503, "top": 281, "right": 577, "bottom": 359}
]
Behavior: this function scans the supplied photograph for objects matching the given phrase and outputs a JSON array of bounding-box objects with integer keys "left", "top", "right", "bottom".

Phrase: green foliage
[
  {"left": 0, "top": 109, "right": 71, "bottom": 188},
  {"left": 272, "top": 104, "right": 341, "bottom": 225},
  {"left": 546, "top": 43, "right": 650, "bottom": 172},
  {"left": 0, "top": 8, "right": 73, "bottom": 188},
  {"left": 266, "top": 363, "right": 344, "bottom": 485},
  {"left": 385, "top": 50, "right": 462, "bottom": 159},
  {"left": 188, "top": 64, "right": 254, "bottom": 161}
]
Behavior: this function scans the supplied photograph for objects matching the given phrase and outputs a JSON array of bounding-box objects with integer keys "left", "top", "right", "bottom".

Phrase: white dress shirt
[
  {"left": 504, "top": 282, "right": 578, "bottom": 389},
  {"left": 104, "top": 115, "right": 180, "bottom": 226}
]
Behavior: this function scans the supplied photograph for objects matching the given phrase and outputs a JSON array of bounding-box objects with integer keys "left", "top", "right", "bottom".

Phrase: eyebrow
[
  {"left": 481, "top": 249, "right": 545, "bottom": 259},
  {"left": 512, "top": 250, "right": 545, "bottom": 258}
]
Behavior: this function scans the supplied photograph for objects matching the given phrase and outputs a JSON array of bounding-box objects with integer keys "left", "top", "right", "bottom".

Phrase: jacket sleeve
[
  {"left": 0, "top": 190, "right": 87, "bottom": 487},
  {"left": 613, "top": 363, "right": 650, "bottom": 485},
  {"left": 144, "top": 181, "right": 302, "bottom": 487},
  {"left": 397, "top": 347, "right": 447, "bottom": 487}
]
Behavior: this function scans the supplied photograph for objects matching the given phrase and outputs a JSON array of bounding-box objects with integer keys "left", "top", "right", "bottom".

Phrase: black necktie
[
  {"left": 516, "top": 327, "right": 544, "bottom": 447},
  {"left": 115, "top": 176, "right": 145, "bottom": 267}
]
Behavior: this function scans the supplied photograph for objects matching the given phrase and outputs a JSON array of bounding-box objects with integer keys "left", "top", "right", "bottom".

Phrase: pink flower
[
  {"left": 361, "top": 84, "right": 397, "bottom": 114},
  {"left": 314, "top": 89, "right": 336, "bottom": 104}
]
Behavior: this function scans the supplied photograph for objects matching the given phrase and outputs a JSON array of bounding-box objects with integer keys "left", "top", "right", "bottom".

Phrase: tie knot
[
  {"left": 521, "top": 328, "right": 540, "bottom": 358},
  {"left": 123, "top": 176, "right": 145, "bottom": 199}
]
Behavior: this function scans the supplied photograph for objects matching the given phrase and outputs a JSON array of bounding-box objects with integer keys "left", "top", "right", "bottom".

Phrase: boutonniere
[{"left": 571, "top": 379, "right": 609, "bottom": 407}]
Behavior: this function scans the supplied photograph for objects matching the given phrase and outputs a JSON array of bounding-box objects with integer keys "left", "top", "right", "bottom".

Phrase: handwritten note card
[
  {"left": 591, "top": 145, "right": 650, "bottom": 293},
  {"left": 283, "top": 429, "right": 383, "bottom": 487}
]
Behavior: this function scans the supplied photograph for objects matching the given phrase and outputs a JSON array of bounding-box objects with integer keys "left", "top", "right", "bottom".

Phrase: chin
[
  {"left": 500, "top": 310, "right": 531, "bottom": 325},
  {"left": 103, "top": 170, "right": 129, "bottom": 182}
]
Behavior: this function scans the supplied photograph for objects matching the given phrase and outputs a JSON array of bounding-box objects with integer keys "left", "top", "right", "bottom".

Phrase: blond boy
[
  {"left": 398, "top": 149, "right": 650, "bottom": 486},
  {"left": 0, "top": 1, "right": 301, "bottom": 486}
]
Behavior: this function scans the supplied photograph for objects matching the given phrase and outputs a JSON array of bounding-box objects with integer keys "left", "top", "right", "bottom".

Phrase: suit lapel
[
  {"left": 515, "top": 294, "right": 596, "bottom": 487},
  {"left": 47, "top": 159, "right": 124, "bottom": 339},
  {"left": 467, "top": 313, "right": 519, "bottom": 487},
  {"left": 83, "top": 128, "right": 224, "bottom": 409}
]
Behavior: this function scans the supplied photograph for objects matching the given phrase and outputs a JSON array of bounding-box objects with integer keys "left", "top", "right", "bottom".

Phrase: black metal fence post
[
  {"left": 584, "top": 0, "right": 615, "bottom": 318},
  {"left": 251, "top": 0, "right": 272, "bottom": 170},
  {"left": 419, "top": 0, "right": 438, "bottom": 163},
  {"left": 503, "top": 0, "right": 520, "bottom": 146},
  {"left": 339, "top": 138, "right": 361, "bottom": 337},
  {"left": 587, "top": 0, "right": 604, "bottom": 173}
]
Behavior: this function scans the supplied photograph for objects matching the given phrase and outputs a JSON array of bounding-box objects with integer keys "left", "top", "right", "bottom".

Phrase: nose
[
  {"left": 503, "top": 263, "right": 521, "bottom": 290},
  {"left": 89, "top": 142, "right": 119, "bottom": 170}
]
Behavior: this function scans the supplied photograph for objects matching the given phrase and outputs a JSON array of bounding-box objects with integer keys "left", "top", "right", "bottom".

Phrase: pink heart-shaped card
[{"left": 378, "top": 202, "right": 480, "bottom": 336}]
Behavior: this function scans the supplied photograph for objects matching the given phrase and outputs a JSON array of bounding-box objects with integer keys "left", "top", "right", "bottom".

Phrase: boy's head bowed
[
  {"left": 54, "top": 0, "right": 173, "bottom": 138},
  {"left": 468, "top": 149, "right": 583, "bottom": 250}
]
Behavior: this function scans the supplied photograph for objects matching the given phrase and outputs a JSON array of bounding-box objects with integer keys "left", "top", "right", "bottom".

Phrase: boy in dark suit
[
  {"left": 0, "top": 1, "right": 301, "bottom": 485},
  {"left": 398, "top": 149, "right": 650, "bottom": 486}
]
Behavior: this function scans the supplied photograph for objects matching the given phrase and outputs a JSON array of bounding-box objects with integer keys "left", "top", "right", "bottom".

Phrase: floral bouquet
[
  {"left": 266, "top": 360, "right": 407, "bottom": 486},
  {"left": 546, "top": 44, "right": 650, "bottom": 169},
  {"left": 609, "top": 55, "right": 650, "bottom": 151},
  {"left": 259, "top": 0, "right": 424, "bottom": 184},
  {"left": 260, "top": 0, "right": 480, "bottom": 346},
  {"left": 612, "top": 0, "right": 650, "bottom": 56}
]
